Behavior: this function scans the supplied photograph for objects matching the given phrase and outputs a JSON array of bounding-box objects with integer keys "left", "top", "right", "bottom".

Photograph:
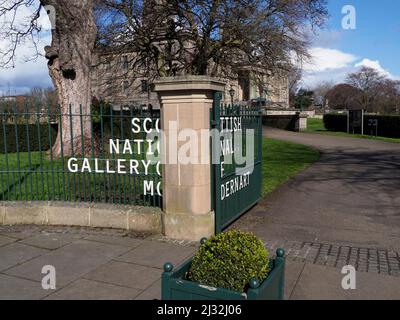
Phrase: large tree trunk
[{"left": 42, "top": 0, "right": 98, "bottom": 157}]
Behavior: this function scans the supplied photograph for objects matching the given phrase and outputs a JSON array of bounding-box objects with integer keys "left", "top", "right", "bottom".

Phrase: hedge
[
  {"left": 365, "top": 115, "right": 400, "bottom": 138},
  {"left": 188, "top": 230, "right": 270, "bottom": 292},
  {"left": 323, "top": 114, "right": 347, "bottom": 132},
  {"left": 0, "top": 124, "right": 58, "bottom": 154},
  {"left": 323, "top": 113, "right": 400, "bottom": 138},
  {"left": 0, "top": 117, "right": 158, "bottom": 154},
  {"left": 0, "top": 122, "right": 136, "bottom": 154}
]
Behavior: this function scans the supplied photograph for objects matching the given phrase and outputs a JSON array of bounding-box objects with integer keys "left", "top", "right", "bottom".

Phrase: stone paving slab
[
  {"left": 284, "top": 260, "right": 305, "bottom": 300},
  {"left": 45, "top": 279, "right": 141, "bottom": 300},
  {"left": 4, "top": 240, "right": 131, "bottom": 287},
  {"left": 84, "top": 261, "right": 161, "bottom": 290},
  {"left": 0, "top": 225, "right": 44, "bottom": 240},
  {"left": 290, "top": 263, "right": 400, "bottom": 300},
  {"left": 135, "top": 279, "right": 161, "bottom": 300},
  {"left": 115, "top": 240, "right": 196, "bottom": 269},
  {"left": 20, "top": 233, "right": 83, "bottom": 250},
  {"left": 83, "top": 234, "right": 144, "bottom": 248},
  {"left": 0, "top": 274, "right": 49, "bottom": 300},
  {"left": 0, "top": 243, "right": 48, "bottom": 272},
  {"left": 0, "top": 235, "right": 16, "bottom": 247},
  {"left": 2, "top": 225, "right": 400, "bottom": 300}
]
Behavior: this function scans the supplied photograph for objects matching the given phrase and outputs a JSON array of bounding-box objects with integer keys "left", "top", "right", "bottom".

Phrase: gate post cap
[
  {"left": 249, "top": 278, "right": 260, "bottom": 289},
  {"left": 163, "top": 262, "right": 174, "bottom": 272},
  {"left": 276, "top": 248, "right": 285, "bottom": 258}
]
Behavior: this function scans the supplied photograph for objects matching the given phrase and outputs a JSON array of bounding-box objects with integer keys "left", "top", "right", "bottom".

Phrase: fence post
[{"left": 154, "top": 76, "right": 226, "bottom": 240}]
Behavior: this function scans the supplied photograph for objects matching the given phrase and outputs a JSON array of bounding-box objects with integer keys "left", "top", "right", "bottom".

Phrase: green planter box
[{"left": 162, "top": 249, "right": 285, "bottom": 300}]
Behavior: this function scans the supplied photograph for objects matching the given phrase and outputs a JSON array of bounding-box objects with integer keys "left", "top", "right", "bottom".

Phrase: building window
[
  {"left": 122, "top": 56, "right": 129, "bottom": 71},
  {"left": 141, "top": 80, "right": 148, "bottom": 93},
  {"left": 123, "top": 81, "right": 129, "bottom": 95}
]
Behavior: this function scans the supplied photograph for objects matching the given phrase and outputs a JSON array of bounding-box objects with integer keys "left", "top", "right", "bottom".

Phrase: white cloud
[
  {"left": 303, "top": 47, "right": 357, "bottom": 72},
  {"left": 0, "top": 4, "right": 52, "bottom": 95},
  {"left": 354, "top": 58, "right": 394, "bottom": 78},
  {"left": 301, "top": 67, "right": 352, "bottom": 88},
  {"left": 299, "top": 47, "right": 357, "bottom": 88},
  {"left": 301, "top": 47, "right": 400, "bottom": 88},
  {"left": 0, "top": 38, "right": 52, "bottom": 96}
]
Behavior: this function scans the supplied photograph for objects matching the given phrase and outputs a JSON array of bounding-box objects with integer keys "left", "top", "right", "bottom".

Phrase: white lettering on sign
[
  {"left": 219, "top": 116, "right": 254, "bottom": 201},
  {"left": 68, "top": 158, "right": 157, "bottom": 176},
  {"left": 131, "top": 118, "right": 160, "bottom": 134},
  {"left": 220, "top": 117, "right": 242, "bottom": 132},
  {"left": 221, "top": 172, "right": 251, "bottom": 201},
  {"left": 67, "top": 117, "right": 162, "bottom": 197},
  {"left": 220, "top": 139, "right": 234, "bottom": 156}
]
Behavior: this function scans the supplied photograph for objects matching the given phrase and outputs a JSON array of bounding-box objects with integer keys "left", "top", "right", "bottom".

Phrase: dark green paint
[
  {"left": 212, "top": 92, "right": 263, "bottom": 233},
  {"left": 161, "top": 249, "right": 285, "bottom": 300}
]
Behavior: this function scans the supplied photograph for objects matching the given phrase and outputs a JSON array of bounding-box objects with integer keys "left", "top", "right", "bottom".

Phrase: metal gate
[{"left": 212, "top": 92, "right": 263, "bottom": 233}]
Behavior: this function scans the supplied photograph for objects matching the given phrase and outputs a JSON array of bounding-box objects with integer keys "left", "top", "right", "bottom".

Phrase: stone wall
[
  {"left": 0, "top": 202, "right": 162, "bottom": 234},
  {"left": 263, "top": 114, "right": 300, "bottom": 131}
]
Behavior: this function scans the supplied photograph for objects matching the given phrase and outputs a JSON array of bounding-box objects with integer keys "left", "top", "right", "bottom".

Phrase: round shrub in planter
[{"left": 188, "top": 230, "right": 270, "bottom": 293}]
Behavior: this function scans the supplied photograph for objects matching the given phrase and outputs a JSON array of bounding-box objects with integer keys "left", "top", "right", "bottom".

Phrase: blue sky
[
  {"left": 0, "top": 0, "right": 399, "bottom": 95},
  {"left": 325, "top": 0, "right": 399, "bottom": 75},
  {"left": 303, "top": 0, "right": 400, "bottom": 86}
]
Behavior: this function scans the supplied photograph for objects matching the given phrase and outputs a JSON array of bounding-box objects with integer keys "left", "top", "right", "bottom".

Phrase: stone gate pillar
[{"left": 154, "top": 76, "right": 226, "bottom": 240}]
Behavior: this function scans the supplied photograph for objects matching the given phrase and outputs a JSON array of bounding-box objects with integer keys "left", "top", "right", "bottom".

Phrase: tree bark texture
[{"left": 41, "top": 0, "right": 98, "bottom": 157}]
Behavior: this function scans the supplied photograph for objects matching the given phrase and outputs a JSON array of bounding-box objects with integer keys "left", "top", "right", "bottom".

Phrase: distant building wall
[{"left": 91, "top": 52, "right": 290, "bottom": 110}]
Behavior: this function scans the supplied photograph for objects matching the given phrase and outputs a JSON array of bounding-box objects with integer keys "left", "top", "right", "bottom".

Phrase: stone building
[
  {"left": 91, "top": 52, "right": 289, "bottom": 111},
  {"left": 0, "top": 95, "right": 28, "bottom": 109},
  {"left": 90, "top": 0, "right": 289, "bottom": 110}
]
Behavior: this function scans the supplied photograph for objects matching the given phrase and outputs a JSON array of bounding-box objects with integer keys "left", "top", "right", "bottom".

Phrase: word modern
[
  {"left": 220, "top": 172, "right": 250, "bottom": 201},
  {"left": 219, "top": 116, "right": 252, "bottom": 200}
]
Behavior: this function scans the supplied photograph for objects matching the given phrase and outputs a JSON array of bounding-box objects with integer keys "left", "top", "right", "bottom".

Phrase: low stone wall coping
[
  {"left": 0, "top": 201, "right": 162, "bottom": 234},
  {"left": 154, "top": 76, "right": 227, "bottom": 92}
]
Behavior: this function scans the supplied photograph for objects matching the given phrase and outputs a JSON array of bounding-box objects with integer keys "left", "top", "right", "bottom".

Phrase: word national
[{"left": 109, "top": 139, "right": 160, "bottom": 155}]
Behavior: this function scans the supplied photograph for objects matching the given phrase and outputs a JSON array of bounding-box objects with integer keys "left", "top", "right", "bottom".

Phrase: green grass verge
[
  {"left": 305, "top": 118, "right": 326, "bottom": 132},
  {"left": 305, "top": 118, "right": 400, "bottom": 144},
  {"left": 262, "top": 138, "right": 320, "bottom": 196}
]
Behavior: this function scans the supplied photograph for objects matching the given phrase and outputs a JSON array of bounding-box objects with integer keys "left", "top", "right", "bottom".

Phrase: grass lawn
[
  {"left": 262, "top": 138, "right": 320, "bottom": 196},
  {"left": 0, "top": 151, "right": 161, "bottom": 206},
  {"left": 306, "top": 118, "right": 327, "bottom": 132},
  {"left": 305, "top": 118, "right": 400, "bottom": 144},
  {"left": 0, "top": 138, "right": 320, "bottom": 201}
]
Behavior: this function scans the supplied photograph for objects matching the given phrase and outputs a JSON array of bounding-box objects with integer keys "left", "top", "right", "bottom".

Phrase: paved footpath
[
  {"left": 232, "top": 128, "right": 400, "bottom": 299},
  {"left": 0, "top": 225, "right": 197, "bottom": 300}
]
